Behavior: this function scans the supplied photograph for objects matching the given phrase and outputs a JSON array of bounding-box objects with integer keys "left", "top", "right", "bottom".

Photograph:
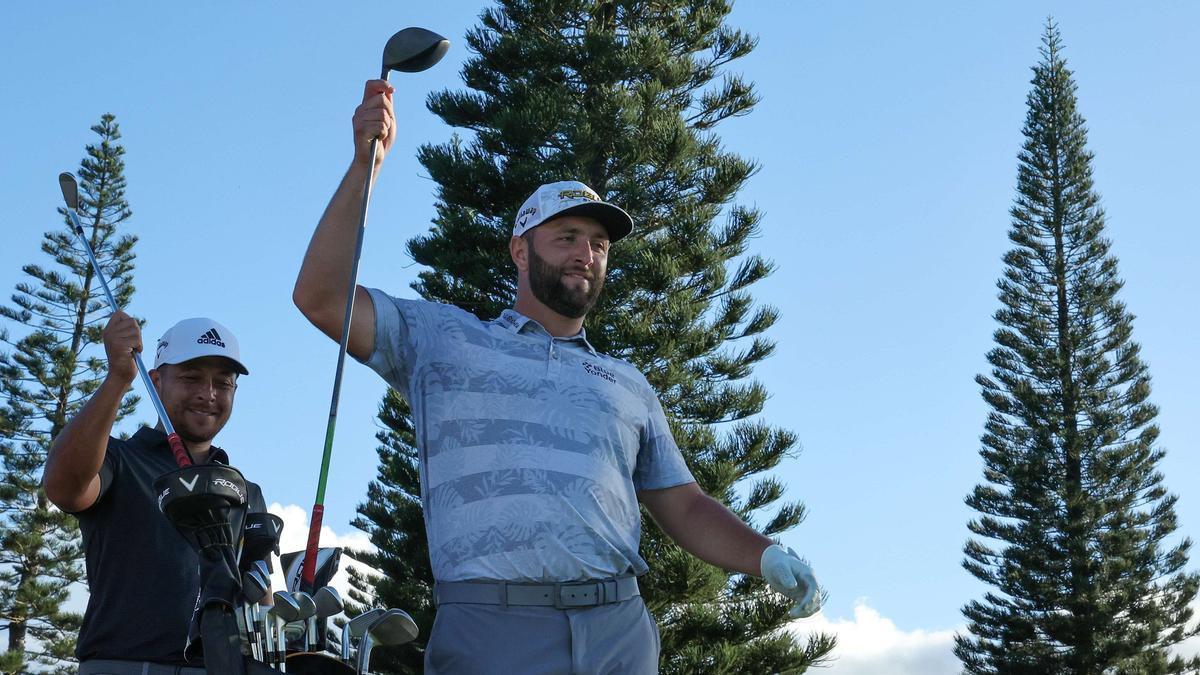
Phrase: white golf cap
[
  {"left": 512, "top": 180, "right": 633, "bottom": 242},
  {"left": 153, "top": 318, "right": 248, "bottom": 375}
]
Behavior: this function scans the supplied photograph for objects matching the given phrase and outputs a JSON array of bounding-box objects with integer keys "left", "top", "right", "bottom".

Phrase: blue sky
[{"left": 3, "top": 2, "right": 1198, "bottom": 670}]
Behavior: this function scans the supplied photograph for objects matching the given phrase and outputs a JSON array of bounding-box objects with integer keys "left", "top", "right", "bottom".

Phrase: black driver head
[
  {"left": 381, "top": 27, "right": 449, "bottom": 76},
  {"left": 58, "top": 172, "right": 79, "bottom": 210}
]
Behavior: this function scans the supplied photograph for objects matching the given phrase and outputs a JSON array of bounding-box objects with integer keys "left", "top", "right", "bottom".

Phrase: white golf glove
[{"left": 760, "top": 544, "right": 821, "bottom": 619}]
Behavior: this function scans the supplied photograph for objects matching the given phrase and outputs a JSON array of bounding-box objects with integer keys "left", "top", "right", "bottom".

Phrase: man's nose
[{"left": 573, "top": 239, "right": 596, "bottom": 266}]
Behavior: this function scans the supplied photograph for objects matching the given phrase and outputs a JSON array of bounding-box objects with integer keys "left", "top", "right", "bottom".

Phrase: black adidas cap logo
[{"left": 197, "top": 329, "right": 226, "bottom": 348}]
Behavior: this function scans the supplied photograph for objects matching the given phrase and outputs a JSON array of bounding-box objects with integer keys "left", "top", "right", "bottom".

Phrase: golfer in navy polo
[
  {"left": 43, "top": 315, "right": 267, "bottom": 674},
  {"left": 293, "top": 79, "right": 821, "bottom": 673}
]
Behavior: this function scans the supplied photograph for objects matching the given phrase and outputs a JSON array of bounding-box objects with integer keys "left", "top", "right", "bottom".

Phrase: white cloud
[{"left": 788, "top": 601, "right": 960, "bottom": 675}]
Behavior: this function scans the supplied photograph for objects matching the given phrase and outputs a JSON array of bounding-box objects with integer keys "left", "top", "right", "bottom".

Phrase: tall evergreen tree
[
  {"left": 0, "top": 114, "right": 139, "bottom": 673},
  {"left": 957, "top": 22, "right": 1200, "bottom": 674},
  {"left": 350, "top": 1, "right": 834, "bottom": 672}
]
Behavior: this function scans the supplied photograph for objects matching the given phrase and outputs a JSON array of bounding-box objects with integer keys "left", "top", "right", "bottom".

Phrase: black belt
[
  {"left": 434, "top": 576, "right": 640, "bottom": 608},
  {"left": 78, "top": 660, "right": 205, "bottom": 675}
]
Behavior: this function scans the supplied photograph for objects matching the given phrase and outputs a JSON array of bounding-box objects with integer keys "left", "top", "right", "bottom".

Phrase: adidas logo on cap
[
  {"left": 154, "top": 317, "right": 249, "bottom": 375},
  {"left": 197, "top": 329, "right": 225, "bottom": 348}
]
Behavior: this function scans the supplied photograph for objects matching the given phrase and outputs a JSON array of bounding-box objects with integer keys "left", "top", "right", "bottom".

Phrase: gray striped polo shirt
[{"left": 360, "top": 289, "right": 695, "bottom": 583}]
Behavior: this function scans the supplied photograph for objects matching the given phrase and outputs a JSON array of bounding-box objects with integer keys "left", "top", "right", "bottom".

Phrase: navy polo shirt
[{"left": 74, "top": 426, "right": 266, "bottom": 665}]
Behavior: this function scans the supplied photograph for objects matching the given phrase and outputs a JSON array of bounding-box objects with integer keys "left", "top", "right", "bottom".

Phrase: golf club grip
[
  {"left": 302, "top": 505, "right": 324, "bottom": 590},
  {"left": 166, "top": 433, "right": 192, "bottom": 468}
]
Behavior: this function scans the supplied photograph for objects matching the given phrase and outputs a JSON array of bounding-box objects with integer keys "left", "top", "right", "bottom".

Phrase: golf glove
[{"left": 760, "top": 544, "right": 821, "bottom": 618}]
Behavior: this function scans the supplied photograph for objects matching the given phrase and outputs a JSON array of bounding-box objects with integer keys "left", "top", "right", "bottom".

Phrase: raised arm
[
  {"left": 293, "top": 79, "right": 398, "bottom": 362},
  {"left": 43, "top": 311, "right": 140, "bottom": 512}
]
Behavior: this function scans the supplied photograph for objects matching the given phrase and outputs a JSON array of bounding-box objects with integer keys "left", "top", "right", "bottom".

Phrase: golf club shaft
[
  {"left": 63, "top": 207, "right": 192, "bottom": 468},
  {"left": 302, "top": 123, "right": 384, "bottom": 590}
]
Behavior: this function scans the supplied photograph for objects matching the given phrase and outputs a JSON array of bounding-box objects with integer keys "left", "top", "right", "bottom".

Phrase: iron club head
[
  {"left": 242, "top": 568, "right": 269, "bottom": 604},
  {"left": 272, "top": 591, "right": 302, "bottom": 622},
  {"left": 356, "top": 609, "right": 419, "bottom": 674},
  {"left": 341, "top": 608, "right": 384, "bottom": 663},
  {"left": 314, "top": 586, "right": 344, "bottom": 619},
  {"left": 58, "top": 172, "right": 79, "bottom": 211},
  {"left": 381, "top": 27, "right": 449, "bottom": 77}
]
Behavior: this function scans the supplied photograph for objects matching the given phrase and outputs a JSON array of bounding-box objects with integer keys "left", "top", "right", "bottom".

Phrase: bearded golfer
[{"left": 294, "top": 79, "right": 820, "bottom": 673}]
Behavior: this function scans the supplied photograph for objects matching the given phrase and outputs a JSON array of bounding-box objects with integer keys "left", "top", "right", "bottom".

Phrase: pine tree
[
  {"left": 957, "top": 22, "right": 1200, "bottom": 674},
  {"left": 350, "top": 1, "right": 835, "bottom": 672},
  {"left": 0, "top": 114, "right": 139, "bottom": 673}
]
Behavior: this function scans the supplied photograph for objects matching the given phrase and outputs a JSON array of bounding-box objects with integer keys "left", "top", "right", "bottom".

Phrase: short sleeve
[
  {"left": 632, "top": 385, "right": 695, "bottom": 491},
  {"left": 79, "top": 443, "right": 121, "bottom": 512},
  {"left": 357, "top": 288, "right": 425, "bottom": 395}
]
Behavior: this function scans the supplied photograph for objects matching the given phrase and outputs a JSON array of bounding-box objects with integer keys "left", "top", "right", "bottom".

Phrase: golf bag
[{"left": 155, "top": 463, "right": 279, "bottom": 674}]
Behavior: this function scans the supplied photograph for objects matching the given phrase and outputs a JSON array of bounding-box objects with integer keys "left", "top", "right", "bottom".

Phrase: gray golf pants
[{"left": 424, "top": 597, "right": 660, "bottom": 674}]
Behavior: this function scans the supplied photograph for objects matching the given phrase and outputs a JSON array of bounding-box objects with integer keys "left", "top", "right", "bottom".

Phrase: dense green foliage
[
  {"left": 0, "top": 114, "right": 139, "bottom": 673},
  {"left": 957, "top": 23, "right": 1200, "bottom": 674}
]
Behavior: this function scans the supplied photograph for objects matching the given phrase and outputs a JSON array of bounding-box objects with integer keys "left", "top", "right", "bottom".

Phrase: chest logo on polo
[
  {"left": 179, "top": 474, "right": 200, "bottom": 491},
  {"left": 582, "top": 361, "right": 617, "bottom": 384}
]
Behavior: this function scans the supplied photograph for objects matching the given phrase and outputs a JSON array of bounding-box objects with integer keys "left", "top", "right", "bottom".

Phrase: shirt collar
[
  {"left": 496, "top": 309, "right": 598, "bottom": 356},
  {"left": 134, "top": 426, "right": 229, "bottom": 465}
]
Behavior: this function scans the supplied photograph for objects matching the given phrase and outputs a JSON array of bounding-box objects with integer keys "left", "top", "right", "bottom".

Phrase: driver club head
[{"left": 381, "top": 27, "right": 449, "bottom": 76}]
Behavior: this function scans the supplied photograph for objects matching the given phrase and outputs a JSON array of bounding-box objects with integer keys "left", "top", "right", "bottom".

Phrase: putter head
[
  {"left": 314, "top": 586, "right": 344, "bottom": 618},
  {"left": 382, "top": 27, "right": 449, "bottom": 75},
  {"left": 272, "top": 591, "right": 302, "bottom": 622},
  {"left": 293, "top": 591, "right": 317, "bottom": 621},
  {"left": 58, "top": 172, "right": 79, "bottom": 210}
]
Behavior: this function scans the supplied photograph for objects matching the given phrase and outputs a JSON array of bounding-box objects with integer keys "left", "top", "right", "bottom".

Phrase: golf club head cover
[
  {"left": 240, "top": 512, "right": 284, "bottom": 572},
  {"left": 156, "top": 465, "right": 252, "bottom": 662},
  {"left": 760, "top": 544, "right": 822, "bottom": 619},
  {"left": 154, "top": 464, "right": 249, "bottom": 550}
]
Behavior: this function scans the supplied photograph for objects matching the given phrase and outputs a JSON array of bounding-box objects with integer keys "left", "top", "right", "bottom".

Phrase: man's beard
[{"left": 527, "top": 240, "right": 605, "bottom": 319}]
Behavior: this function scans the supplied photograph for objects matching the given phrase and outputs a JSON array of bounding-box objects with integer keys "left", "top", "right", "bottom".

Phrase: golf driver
[
  {"left": 57, "top": 172, "right": 192, "bottom": 468},
  {"left": 310, "top": 586, "right": 344, "bottom": 650},
  {"left": 340, "top": 608, "right": 384, "bottom": 663},
  {"left": 355, "top": 609, "right": 419, "bottom": 674},
  {"left": 300, "top": 26, "right": 450, "bottom": 592}
]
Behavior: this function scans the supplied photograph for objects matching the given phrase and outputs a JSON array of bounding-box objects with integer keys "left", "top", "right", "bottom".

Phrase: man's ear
[{"left": 510, "top": 235, "right": 529, "bottom": 272}]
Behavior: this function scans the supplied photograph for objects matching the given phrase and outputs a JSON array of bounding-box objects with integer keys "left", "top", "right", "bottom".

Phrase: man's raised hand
[
  {"left": 102, "top": 310, "right": 141, "bottom": 386},
  {"left": 352, "top": 79, "right": 396, "bottom": 169}
]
